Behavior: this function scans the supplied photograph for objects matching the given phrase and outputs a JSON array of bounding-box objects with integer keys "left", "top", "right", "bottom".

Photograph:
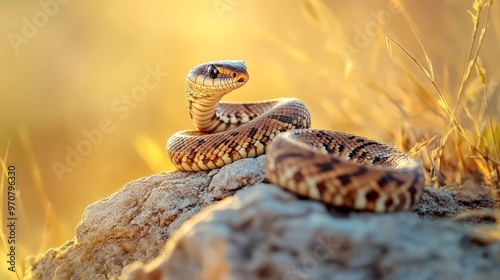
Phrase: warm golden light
[{"left": 0, "top": 1, "right": 499, "bottom": 278}]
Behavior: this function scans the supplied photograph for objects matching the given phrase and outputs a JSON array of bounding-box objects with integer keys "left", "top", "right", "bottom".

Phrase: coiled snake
[{"left": 166, "top": 60, "right": 425, "bottom": 212}]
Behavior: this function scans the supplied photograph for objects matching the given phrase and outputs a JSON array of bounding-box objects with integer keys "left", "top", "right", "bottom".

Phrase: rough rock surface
[
  {"left": 121, "top": 184, "right": 500, "bottom": 280},
  {"left": 25, "top": 155, "right": 499, "bottom": 280},
  {"left": 24, "top": 156, "right": 266, "bottom": 280}
]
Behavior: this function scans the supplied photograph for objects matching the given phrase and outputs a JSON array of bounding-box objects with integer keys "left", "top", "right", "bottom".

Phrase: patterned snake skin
[{"left": 166, "top": 60, "right": 425, "bottom": 212}]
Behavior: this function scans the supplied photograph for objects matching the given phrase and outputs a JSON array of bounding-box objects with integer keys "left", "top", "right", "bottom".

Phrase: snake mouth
[{"left": 236, "top": 77, "right": 246, "bottom": 83}]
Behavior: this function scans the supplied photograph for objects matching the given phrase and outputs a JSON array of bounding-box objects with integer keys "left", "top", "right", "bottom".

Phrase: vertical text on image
[{"left": 6, "top": 165, "right": 17, "bottom": 273}]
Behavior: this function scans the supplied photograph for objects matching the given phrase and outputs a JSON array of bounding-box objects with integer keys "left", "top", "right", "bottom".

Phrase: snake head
[{"left": 186, "top": 60, "right": 249, "bottom": 100}]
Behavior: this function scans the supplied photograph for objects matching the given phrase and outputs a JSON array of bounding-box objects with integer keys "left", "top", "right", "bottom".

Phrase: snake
[{"left": 166, "top": 60, "right": 425, "bottom": 212}]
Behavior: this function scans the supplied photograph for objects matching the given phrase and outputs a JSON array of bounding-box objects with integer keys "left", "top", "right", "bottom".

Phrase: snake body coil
[{"left": 166, "top": 60, "right": 425, "bottom": 212}]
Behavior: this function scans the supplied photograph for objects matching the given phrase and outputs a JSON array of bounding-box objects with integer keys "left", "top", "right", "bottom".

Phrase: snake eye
[{"left": 207, "top": 64, "right": 219, "bottom": 79}]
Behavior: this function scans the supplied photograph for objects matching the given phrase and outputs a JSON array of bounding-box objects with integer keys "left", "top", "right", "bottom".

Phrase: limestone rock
[
  {"left": 25, "top": 153, "right": 498, "bottom": 280},
  {"left": 121, "top": 184, "right": 500, "bottom": 280},
  {"left": 24, "top": 156, "right": 266, "bottom": 280}
]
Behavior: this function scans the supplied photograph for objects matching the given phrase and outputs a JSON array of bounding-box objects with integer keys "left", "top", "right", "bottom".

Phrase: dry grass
[
  {"left": 0, "top": 1, "right": 499, "bottom": 279},
  {"left": 303, "top": 0, "right": 500, "bottom": 237},
  {"left": 301, "top": 0, "right": 499, "bottom": 194},
  {"left": 387, "top": 0, "right": 500, "bottom": 194}
]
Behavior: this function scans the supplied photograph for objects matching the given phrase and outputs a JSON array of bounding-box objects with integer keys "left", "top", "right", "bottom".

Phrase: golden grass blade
[
  {"left": 407, "top": 135, "right": 437, "bottom": 156},
  {"left": 385, "top": 35, "right": 394, "bottom": 61},
  {"left": 476, "top": 57, "right": 500, "bottom": 164},
  {"left": 426, "top": 147, "right": 444, "bottom": 186},
  {"left": 385, "top": 35, "right": 446, "bottom": 106},
  {"left": 386, "top": 36, "right": 433, "bottom": 83},
  {"left": 385, "top": 34, "right": 463, "bottom": 163},
  {"left": 455, "top": 0, "right": 491, "bottom": 112},
  {"left": 411, "top": 27, "right": 434, "bottom": 81},
  {"left": 475, "top": 57, "right": 487, "bottom": 84},
  {"left": 474, "top": 157, "right": 493, "bottom": 184}
]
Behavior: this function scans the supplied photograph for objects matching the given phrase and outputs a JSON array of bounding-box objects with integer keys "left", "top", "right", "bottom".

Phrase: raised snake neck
[{"left": 166, "top": 60, "right": 425, "bottom": 212}]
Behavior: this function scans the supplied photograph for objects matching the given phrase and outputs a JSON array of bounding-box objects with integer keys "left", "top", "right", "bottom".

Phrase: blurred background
[{"left": 1, "top": 0, "right": 499, "bottom": 278}]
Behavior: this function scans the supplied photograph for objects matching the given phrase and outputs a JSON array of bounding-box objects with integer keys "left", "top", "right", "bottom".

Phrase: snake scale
[{"left": 166, "top": 60, "right": 425, "bottom": 212}]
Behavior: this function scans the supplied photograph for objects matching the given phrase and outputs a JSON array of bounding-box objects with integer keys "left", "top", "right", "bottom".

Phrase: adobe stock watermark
[
  {"left": 213, "top": 0, "right": 243, "bottom": 20},
  {"left": 341, "top": 1, "right": 403, "bottom": 58},
  {"left": 51, "top": 65, "right": 169, "bottom": 181},
  {"left": 7, "top": 0, "right": 72, "bottom": 54},
  {"left": 282, "top": 233, "right": 344, "bottom": 280}
]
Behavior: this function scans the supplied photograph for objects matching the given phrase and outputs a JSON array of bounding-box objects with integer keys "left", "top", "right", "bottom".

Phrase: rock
[
  {"left": 415, "top": 187, "right": 464, "bottom": 218},
  {"left": 121, "top": 184, "right": 500, "bottom": 280},
  {"left": 416, "top": 185, "right": 496, "bottom": 226},
  {"left": 25, "top": 154, "right": 498, "bottom": 280},
  {"left": 24, "top": 156, "right": 266, "bottom": 280}
]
